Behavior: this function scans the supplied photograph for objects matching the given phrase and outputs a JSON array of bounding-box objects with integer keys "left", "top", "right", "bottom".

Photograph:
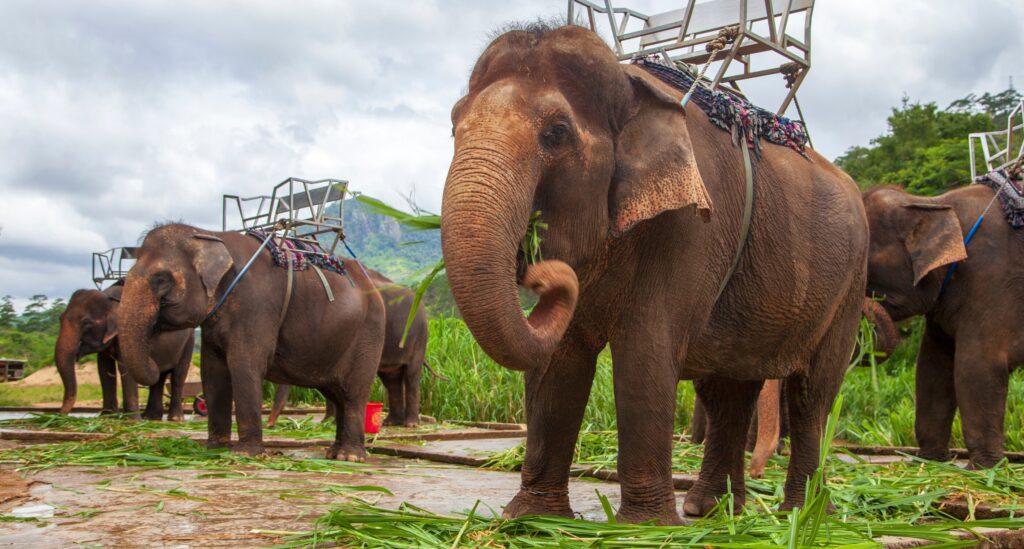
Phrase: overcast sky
[{"left": 1, "top": 0, "right": 1021, "bottom": 307}]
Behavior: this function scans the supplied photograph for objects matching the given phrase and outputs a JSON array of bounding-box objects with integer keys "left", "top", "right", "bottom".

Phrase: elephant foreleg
[
  {"left": 97, "top": 353, "right": 119, "bottom": 414},
  {"left": 117, "top": 361, "right": 140, "bottom": 418},
  {"left": 201, "top": 343, "right": 232, "bottom": 449},
  {"left": 166, "top": 348, "right": 190, "bottom": 421},
  {"left": 379, "top": 367, "right": 406, "bottom": 426},
  {"left": 954, "top": 340, "right": 1009, "bottom": 468},
  {"left": 914, "top": 323, "right": 957, "bottom": 461},
  {"left": 503, "top": 334, "right": 599, "bottom": 520},
  {"left": 143, "top": 369, "right": 169, "bottom": 420}
]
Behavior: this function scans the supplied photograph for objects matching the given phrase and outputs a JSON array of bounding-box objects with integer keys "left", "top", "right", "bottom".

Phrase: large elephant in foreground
[
  {"left": 440, "top": 24, "right": 867, "bottom": 523},
  {"left": 864, "top": 184, "right": 1024, "bottom": 467},
  {"left": 118, "top": 224, "right": 385, "bottom": 459},
  {"left": 268, "top": 269, "right": 430, "bottom": 428},
  {"left": 54, "top": 282, "right": 194, "bottom": 419}
]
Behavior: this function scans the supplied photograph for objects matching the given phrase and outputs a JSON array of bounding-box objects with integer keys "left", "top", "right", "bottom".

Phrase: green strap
[{"left": 715, "top": 138, "right": 755, "bottom": 301}]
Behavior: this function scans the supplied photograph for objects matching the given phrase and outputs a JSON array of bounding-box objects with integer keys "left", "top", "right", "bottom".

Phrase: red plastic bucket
[{"left": 364, "top": 402, "right": 384, "bottom": 434}]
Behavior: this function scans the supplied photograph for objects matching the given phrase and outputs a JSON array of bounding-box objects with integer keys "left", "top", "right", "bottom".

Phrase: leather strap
[
  {"left": 311, "top": 265, "right": 335, "bottom": 302},
  {"left": 715, "top": 138, "right": 755, "bottom": 301},
  {"left": 277, "top": 248, "right": 294, "bottom": 326}
]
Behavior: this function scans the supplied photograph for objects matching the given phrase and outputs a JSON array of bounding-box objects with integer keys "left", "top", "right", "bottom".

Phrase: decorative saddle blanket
[
  {"left": 246, "top": 229, "right": 348, "bottom": 276},
  {"left": 974, "top": 168, "right": 1024, "bottom": 229},
  {"left": 632, "top": 56, "right": 810, "bottom": 157}
]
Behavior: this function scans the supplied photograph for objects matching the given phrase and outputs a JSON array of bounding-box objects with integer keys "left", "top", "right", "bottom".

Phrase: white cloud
[{"left": 0, "top": 0, "right": 1020, "bottom": 301}]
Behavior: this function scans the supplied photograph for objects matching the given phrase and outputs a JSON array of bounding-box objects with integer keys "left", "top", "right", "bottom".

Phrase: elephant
[
  {"left": 440, "top": 24, "right": 868, "bottom": 523},
  {"left": 54, "top": 281, "right": 194, "bottom": 420},
  {"left": 117, "top": 224, "right": 386, "bottom": 460},
  {"left": 267, "top": 269, "right": 430, "bottom": 428},
  {"left": 863, "top": 184, "right": 1024, "bottom": 468}
]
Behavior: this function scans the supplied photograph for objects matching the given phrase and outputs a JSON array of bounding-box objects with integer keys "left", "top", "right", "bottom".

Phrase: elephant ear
[
  {"left": 192, "top": 236, "right": 234, "bottom": 300},
  {"left": 902, "top": 203, "right": 967, "bottom": 286},
  {"left": 102, "top": 314, "right": 118, "bottom": 345},
  {"left": 610, "top": 68, "right": 712, "bottom": 236}
]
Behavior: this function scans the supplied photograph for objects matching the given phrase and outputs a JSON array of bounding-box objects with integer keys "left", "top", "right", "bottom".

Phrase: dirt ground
[
  {"left": 0, "top": 439, "right": 629, "bottom": 548},
  {"left": 16, "top": 364, "right": 201, "bottom": 388}
]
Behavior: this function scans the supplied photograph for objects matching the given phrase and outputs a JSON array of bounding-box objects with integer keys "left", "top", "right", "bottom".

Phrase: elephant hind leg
[
  {"left": 379, "top": 366, "right": 406, "bottom": 426},
  {"left": 683, "top": 376, "right": 761, "bottom": 517},
  {"left": 142, "top": 370, "right": 170, "bottom": 420},
  {"left": 954, "top": 341, "right": 1009, "bottom": 468},
  {"left": 780, "top": 299, "right": 860, "bottom": 511}
]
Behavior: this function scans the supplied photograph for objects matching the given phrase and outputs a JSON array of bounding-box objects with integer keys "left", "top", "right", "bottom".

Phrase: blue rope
[
  {"left": 938, "top": 214, "right": 985, "bottom": 296},
  {"left": 203, "top": 231, "right": 275, "bottom": 323}
]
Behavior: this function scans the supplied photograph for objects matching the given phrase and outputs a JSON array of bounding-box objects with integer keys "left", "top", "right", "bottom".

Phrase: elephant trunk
[
  {"left": 864, "top": 299, "right": 899, "bottom": 359},
  {"left": 117, "top": 274, "right": 162, "bottom": 386},
  {"left": 54, "top": 325, "right": 80, "bottom": 414},
  {"left": 441, "top": 138, "right": 578, "bottom": 371}
]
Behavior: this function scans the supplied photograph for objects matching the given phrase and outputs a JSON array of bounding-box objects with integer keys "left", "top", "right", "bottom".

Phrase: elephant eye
[{"left": 540, "top": 122, "right": 570, "bottom": 149}]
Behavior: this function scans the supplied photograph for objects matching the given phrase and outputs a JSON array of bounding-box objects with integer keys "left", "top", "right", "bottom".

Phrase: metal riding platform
[
  {"left": 568, "top": 0, "right": 814, "bottom": 121},
  {"left": 92, "top": 247, "right": 139, "bottom": 289},
  {"left": 221, "top": 177, "right": 350, "bottom": 255},
  {"left": 969, "top": 98, "right": 1024, "bottom": 179}
]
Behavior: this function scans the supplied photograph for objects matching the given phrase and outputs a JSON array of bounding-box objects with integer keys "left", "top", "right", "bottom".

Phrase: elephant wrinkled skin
[
  {"left": 864, "top": 185, "right": 1024, "bottom": 468},
  {"left": 440, "top": 25, "right": 868, "bottom": 523}
]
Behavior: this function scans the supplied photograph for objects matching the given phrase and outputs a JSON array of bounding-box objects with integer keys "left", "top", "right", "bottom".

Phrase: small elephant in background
[
  {"left": 267, "top": 269, "right": 433, "bottom": 428},
  {"left": 54, "top": 281, "right": 194, "bottom": 419},
  {"left": 864, "top": 184, "right": 1024, "bottom": 468}
]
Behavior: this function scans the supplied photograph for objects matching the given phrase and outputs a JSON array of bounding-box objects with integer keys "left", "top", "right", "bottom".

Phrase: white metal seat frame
[
  {"left": 568, "top": 0, "right": 814, "bottom": 117},
  {"left": 92, "top": 247, "right": 139, "bottom": 289},
  {"left": 969, "top": 99, "right": 1024, "bottom": 179},
  {"left": 222, "top": 177, "right": 350, "bottom": 256}
]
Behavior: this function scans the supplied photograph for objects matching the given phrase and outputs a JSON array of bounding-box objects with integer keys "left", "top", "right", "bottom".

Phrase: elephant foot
[
  {"left": 206, "top": 438, "right": 232, "bottom": 450},
  {"left": 166, "top": 414, "right": 184, "bottom": 423},
  {"left": 232, "top": 441, "right": 266, "bottom": 456},
  {"left": 967, "top": 454, "right": 1003, "bottom": 470},
  {"left": 616, "top": 504, "right": 683, "bottom": 526},
  {"left": 917, "top": 448, "right": 953, "bottom": 462},
  {"left": 142, "top": 413, "right": 163, "bottom": 421},
  {"left": 682, "top": 483, "right": 743, "bottom": 517},
  {"left": 382, "top": 415, "right": 405, "bottom": 427},
  {"left": 327, "top": 444, "right": 365, "bottom": 462},
  {"left": 502, "top": 487, "right": 574, "bottom": 519}
]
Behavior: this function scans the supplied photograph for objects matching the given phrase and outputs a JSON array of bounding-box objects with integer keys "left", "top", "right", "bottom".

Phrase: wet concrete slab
[{"left": 0, "top": 454, "right": 642, "bottom": 548}]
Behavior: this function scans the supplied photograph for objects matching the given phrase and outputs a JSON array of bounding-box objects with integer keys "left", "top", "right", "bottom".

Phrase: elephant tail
[
  {"left": 750, "top": 379, "right": 782, "bottom": 479},
  {"left": 422, "top": 361, "right": 451, "bottom": 383}
]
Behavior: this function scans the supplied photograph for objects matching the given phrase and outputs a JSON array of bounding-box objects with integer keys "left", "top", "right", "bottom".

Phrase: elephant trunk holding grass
[
  {"left": 267, "top": 269, "right": 430, "bottom": 428},
  {"left": 118, "top": 224, "right": 385, "bottom": 459},
  {"left": 440, "top": 24, "right": 867, "bottom": 523},
  {"left": 864, "top": 184, "right": 1024, "bottom": 468},
  {"left": 55, "top": 282, "right": 194, "bottom": 419}
]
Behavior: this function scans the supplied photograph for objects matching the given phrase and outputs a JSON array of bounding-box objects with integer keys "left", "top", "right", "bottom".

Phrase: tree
[
  {"left": 836, "top": 88, "right": 1018, "bottom": 196},
  {"left": 0, "top": 296, "right": 15, "bottom": 329}
]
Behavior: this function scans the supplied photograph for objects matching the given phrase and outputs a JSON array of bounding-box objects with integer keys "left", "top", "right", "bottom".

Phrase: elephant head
[
  {"left": 55, "top": 287, "right": 120, "bottom": 413},
  {"left": 862, "top": 187, "right": 967, "bottom": 321},
  {"left": 119, "top": 224, "right": 233, "bottom": 386},
  {"left": 441, "top": 25, "right": 711, "bottom": 371}
]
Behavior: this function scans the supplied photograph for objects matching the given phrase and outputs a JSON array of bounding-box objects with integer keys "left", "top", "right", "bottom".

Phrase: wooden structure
[
  {"left": 92, "top": 247, "right": 138, "bottom": 289},
  {"left": 568, "top": 0, "right": 814, "bottom": 118},
  {"left": 0, "top": 359, "right": 25, "bottom": 382},
  {"left": 222, "top": 177, "right": 349, "bottom": 256},
  {"left": 969, "top": 98, "right": 1024, "bottom": 179}
]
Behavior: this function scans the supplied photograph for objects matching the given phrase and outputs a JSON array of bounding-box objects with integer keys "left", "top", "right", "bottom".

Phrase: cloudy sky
[{"left": 1, "top": 0, "right": 1020, "bottom": 306}]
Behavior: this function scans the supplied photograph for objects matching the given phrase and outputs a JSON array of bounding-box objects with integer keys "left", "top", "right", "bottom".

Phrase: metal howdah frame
[
  {"left": 568, "top": 0, "right": 814, "bottom": 119},
  {"left": 969, "top": 99, "right": 1024, "bottom": 179},
  {"left": 92, "top": 247, "right": 139, "bottom": 289},
  {"left": 221, "top": 177, "right": 350, "bottom": 256}
]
